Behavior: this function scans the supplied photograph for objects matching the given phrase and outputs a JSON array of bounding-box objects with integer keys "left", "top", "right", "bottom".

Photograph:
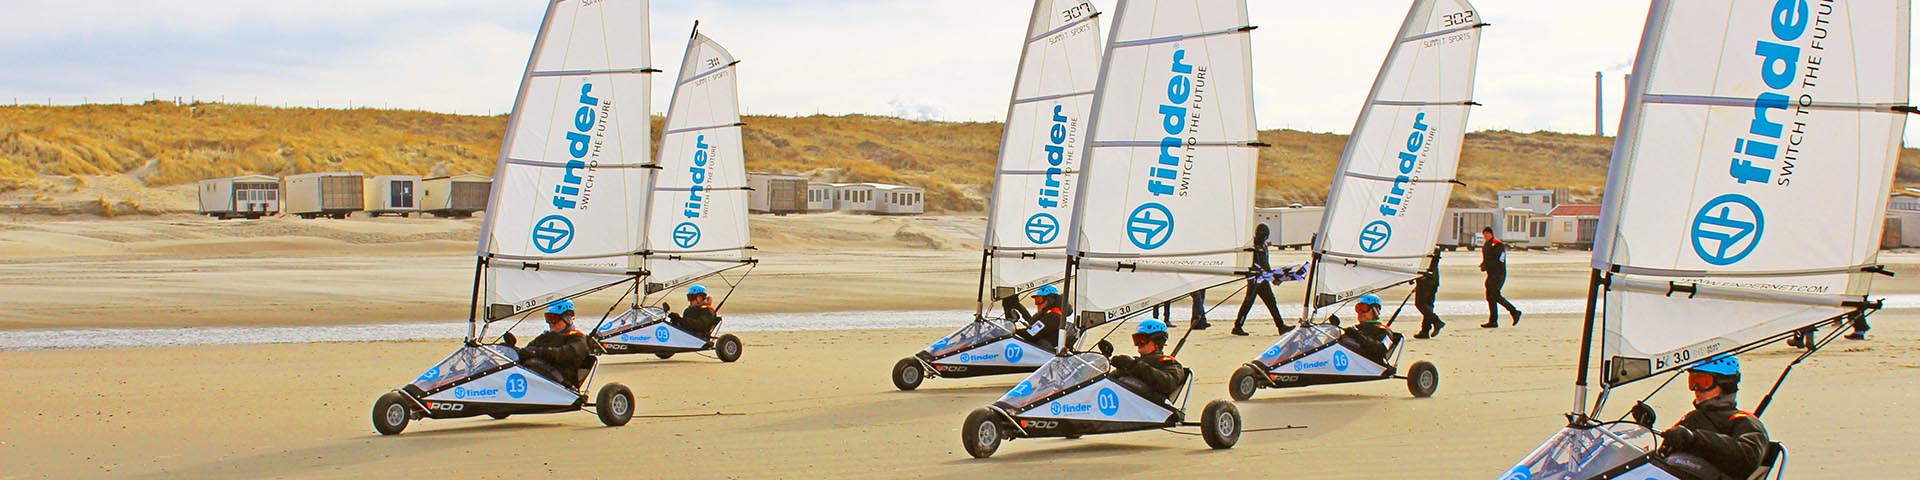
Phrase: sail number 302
[
  {"left": 1441, "top": 11, "right": 1475, "bottom": 27},
  {"left": 1061, "top": 2, "right": 1095, "bottom": 21}
]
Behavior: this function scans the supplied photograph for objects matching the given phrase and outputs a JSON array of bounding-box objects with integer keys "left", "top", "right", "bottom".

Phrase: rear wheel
[
  {"left": 654, "top": 353, "right": 675, "bottom": 360},
  {"left": 891, "top": 357, "right": 925, "bottom": 391},
  {"left": 1408, "top": 361, "right": 1439, "bottom": 398},
  {"left": 1201, "top": 399, "right": 1241, "bottom": 449},
  {"left": 372, "top": 392, "right": 411, "bottom": 435},
  {"left": 716, "top": 334, "right": 744, "bottom": 363},
  {"left": 488, "top": 413, "right": 511, "bottom": 420},
  {"left": 962, "top": 408, "right": 1004, "bottom": 458},
  {"left": 1229, "top": 365, "right": 1262, "bottom": 401},
  {"left": 596, "top": 383, "right": 635, "bottom": 427}
]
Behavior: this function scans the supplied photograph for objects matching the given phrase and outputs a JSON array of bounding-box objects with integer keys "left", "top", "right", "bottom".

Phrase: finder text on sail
[
  {"left": 1358, "top": 112, "right": 1435, "bottom": 254},
  {"left": 534, "top": 83, "right": 610, "bottom": 254},
  {"left": 1127, "top": 48, "right": 1205, "bottom": 251}
]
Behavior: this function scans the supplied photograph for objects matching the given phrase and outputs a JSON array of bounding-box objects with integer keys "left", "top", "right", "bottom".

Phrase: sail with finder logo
[
  {"left": 1063, "top": 0, "right": 1263, "bottom": 328},
  {"left": 644, "top": 23, "right": 754, "bottom": 293},
  {"left": 981, "top": 0, "right": 1106, "bottom": 311},
  {"left": 1306, "top": 0, "right": 1484, "bottom": 313},
  {"left": 474, "top": 0, "right": 657, "bottom": 323}
]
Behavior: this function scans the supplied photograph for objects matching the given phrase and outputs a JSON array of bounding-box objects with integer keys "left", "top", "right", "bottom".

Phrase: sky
[{"left": 4, "top": 0, "right": 1918, "bottom": 142}]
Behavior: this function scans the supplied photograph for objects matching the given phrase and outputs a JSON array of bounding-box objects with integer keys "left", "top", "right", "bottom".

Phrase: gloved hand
[
  {"left": 1111, "top": 355, "right": 1136, "bottom": 371},
  {"left": 1660, "top": 426, "right": 1696, "bottom": 453},
  {"left": 501, "top": 332, "right": 518, "bottom": 347},
  {"left": 662, "top": 302, "right": 672, "bottom": 313},
  {"left": 1629, "top": 402, "right": 1658, "bottom": 427},
  {"left": 1327, "top": 314, "right": 1342, "bottom": 327}
]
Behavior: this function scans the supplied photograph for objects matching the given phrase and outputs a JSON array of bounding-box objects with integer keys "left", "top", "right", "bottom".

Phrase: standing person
[
  {"left": 1413, "top": 249, "right": 1445, "bottom": 339},
  {"left": 1189, "top": 289, "right": 1210, "bottom": 330},
  {"left": 1478, "top": 227, "right": 1522, "bottom": 329},
  {"left": 1233, "top": 224, "right": 1288, "bottom": 336}
]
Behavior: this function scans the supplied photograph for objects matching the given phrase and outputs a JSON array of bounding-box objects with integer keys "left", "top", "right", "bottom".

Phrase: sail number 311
[{"left": 1442, "top": 11, "right": 1475, "bottom": 27}]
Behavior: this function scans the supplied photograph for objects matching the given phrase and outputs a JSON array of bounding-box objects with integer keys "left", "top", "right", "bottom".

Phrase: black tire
[
  {"left": 891, "top": 357, "right": 925, "bottom": 391},
  {"left": 962, "top": 408, "right": 1004, "bottom": 459},
  {"left": 488, "top": 413, "right": 511, "bottom": 420},
  {"left": 654, "top": 353, "right": 675, "bottom": 360},
  {"left": 1229, "top": 365, "right": 1262, "bottom": 401},
  {"left": 716, "top": 334, "right": 744, "bottom": 363},
  {"left": 1408, "top": 361, "right": 1439, "bottom": 398},
  {"left": 596, "top": 383, "right": 635, "bottom": 427},
  {"left": 372, "top": 392, "right": 411, "bottom": 435},
  {"left": 1201, "top": 399, "right": 1241, "bottom": 449}
]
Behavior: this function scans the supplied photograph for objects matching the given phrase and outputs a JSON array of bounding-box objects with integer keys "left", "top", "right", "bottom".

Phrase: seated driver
[
  {"left": 1340, "top": 294, "right": 1396, "bottom": 363},
  {"left": 1020, "top": 285, "right": 1067, "bottom": 351},
  {"left": 1657, "top": 355, "right": 1771, "bottom": 480},
  {"left": 515, "top": 299, "right": 595, "bottom": 387},
  {"left": 665, "top": 284, "right": 721, "bottom": 339},
  {"left": 1109, "top": 319, "right": 1183, "bottom": 403}
]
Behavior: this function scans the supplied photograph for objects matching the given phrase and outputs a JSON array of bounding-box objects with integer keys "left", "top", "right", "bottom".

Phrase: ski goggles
[
  {"left": 1686, "top": 371, "right": 1717, "bottom": 392},
  {"left": 1131, "top": 333, "right": 1155, "bottom": 346}
]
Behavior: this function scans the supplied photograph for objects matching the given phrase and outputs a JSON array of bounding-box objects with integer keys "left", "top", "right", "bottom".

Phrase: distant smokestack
[{"left": 1594, "top": 71, "right": 1605, "bottom": 136}]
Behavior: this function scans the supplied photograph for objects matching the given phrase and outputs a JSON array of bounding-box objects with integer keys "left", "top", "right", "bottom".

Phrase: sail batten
[
  {"left": 1592, "top": 0, "right": 1909, "bottom": 387},
  {"left": 982, "top": 0, "right": 1107, "bottom": 304},
  {"left": 1308, "top": 0, "right": 1485, "bottom": 312},
  {"left": 644, "top": 27, "right": 753, "bottom": 291}
]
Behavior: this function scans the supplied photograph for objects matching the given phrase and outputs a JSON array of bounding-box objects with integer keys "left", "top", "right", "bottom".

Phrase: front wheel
[
  {"left": 716, "top": 334, "right": 744, "bottom": 363},
  {"left": 1201, "top": 399, "right": 1241, "bottom": 449},
  {"left": 654, "top": 353, "right": 675, "bottom": 360},
  {"left": 1229, "top": 365, "right": 1263, "bottom": 401},
  {"left": 488, "top": 413, "right": 511, "bottom": 420},
  {"left": 372, "top": 392, "right": 412, "bottom": 435},
  {"left": 1407, "top": 361, "right": 1439, "bottom": 398},
  {"left": 596, "top": 383, "right": 635, "bottom": 427},
  {"left": 962, "top": 408, "right": 1004, "bottom": 459},
  {"left": 892, "top": 357, "right": 925, "bottom": 391}
]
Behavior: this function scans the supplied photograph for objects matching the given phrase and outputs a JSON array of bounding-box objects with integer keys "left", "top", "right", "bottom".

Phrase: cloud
[{"left": 885, "top": 97, "right": 950, "bottom": 122}]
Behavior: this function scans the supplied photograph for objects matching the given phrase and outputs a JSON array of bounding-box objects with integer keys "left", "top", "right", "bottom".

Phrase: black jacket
[
  {"left": 1112, "top": 351, "right": 1183, "bottom": 401},
  {"left": 1251, "top": 241, "right": 1272, "bottom": 276},
  {"left": 1342, "top": 321, "right": 1394, "bottom": 362},
  {"left": 1414, "top": 259, "right": 1440, "bottom": 299},
  {"left": 1025, "top": 306, "right": 1067, "bottom": 348},
  {"left": 523, "top": 328, "right": 594, "bottom": 374},
  {"left": 670, "top": 304, "right": 721, "bottom": 338},
  {"left": 1480, "top": 240, "right": 1509, "bottom": 275},
  {"left": 1668, "top": 394, "right": 1770, "bottom": 478}
]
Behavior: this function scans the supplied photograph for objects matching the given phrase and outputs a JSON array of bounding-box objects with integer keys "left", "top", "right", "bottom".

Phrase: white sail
[
  {"left": 1309, "top": 0, "right": 1485, "bottom": 309},
  {"left": 1594, "top": 0, "right": 1908, "bottom": 386},
  {"left": 985, "top": 0, "right": 1106, "bottom": 301},
  {"left": 645, "top": 27, "right": 752, "bottom": 293},
  {"left": 1066, "top": 0, "right": 1261, "bottom": 325},
  {"left": 476, "top": 0, "right": 655, "bottom": 320}
]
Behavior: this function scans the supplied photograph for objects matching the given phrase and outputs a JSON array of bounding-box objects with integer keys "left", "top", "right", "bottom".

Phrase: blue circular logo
[
  {"left": 1024, "top": 213, "right": 1060, "bottom": 244},
  {"left": 654, "top": 325, "right": 671, "bottom": 342},
  {"left": 1004, "top": 343, "right": 1025, "bottom": 363},
  {"left": 1332, "top": 350, "right": 1351, "bottom": 372},
  {"left": 1096, "top": 388, "right": 1120, "bottom": 416},
  {"left": 1126, "top": 203, "right": 1175, "bottom": 250},
  {"left": 1262, "top": 345, "right": 1282, "bottom": 358},
  {"left": 505, "top": 373, "right": 528, "bottom": 399},
  {"left": 672, "top": 221, "right": 702, "bottom": 249},
  {"left": 1499, "top": 466, "right": 1533, "bottom": 480},
  {"left": 532, "top": 214, "right": 575, "bottom": 254},
  {"left": 1010, "top": 381, "right": 1035, "bottom": 397},
  {"left": 453, "top": 386, "right": 467, "bottom": 399},
  {"left": 1691, "top": 194, "right": 1765, "bottom": 266},
  {"left": 1358, "top": 219, "right": 1393, "bottom": 253},
  {"left": 930, "top": 337, "right": 950, "bottom": 351}
]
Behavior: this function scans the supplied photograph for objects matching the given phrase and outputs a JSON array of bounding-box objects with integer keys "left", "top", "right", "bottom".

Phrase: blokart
[
  {"left": 892, "top": 317, "right": 1054, "bottom": 391},
  {"left": 960, "top": 351, "right": 1241, "bottom": 458},
  {"left": 372, "top": 339, "right": 633, "bottom": 435},
  {"left": 1228, "top": 322, "right": 1438, "bottom": 401},
  {"left": 593, "top": 306, "right": 743, "bottom": 362},
  {"left": 1503, "top": 421, "right": 1785, "bottom": 480}
]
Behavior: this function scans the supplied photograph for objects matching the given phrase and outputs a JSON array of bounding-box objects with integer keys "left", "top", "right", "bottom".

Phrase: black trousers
[
  {"left": 1485, "top": 272, "right": 1518, "bottom": 321},
  {"left": 1234, "top": 280, "right": 1284, "bottom": 330},
  {"left": 1415, "top": 291, "right": 1443, "bottom": 334}
]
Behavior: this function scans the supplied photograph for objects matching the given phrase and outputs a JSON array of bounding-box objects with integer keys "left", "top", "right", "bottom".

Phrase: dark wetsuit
[
  {"left": 1414, "top": 255, "right": 1443, "bottom": 336},
  {"left": 1661, "top": 394, "right": 1771, "bottom": 480},
  {"left": 1110, "top": 352, "right": 1183, "bottom": 403},
  {"left": 669, "top": 304, "right": 720, "bottom": 339},
  {"left": 1481, "top": 240, "right": 1519, "bottom": 324},
  {"left": 1023, "top": 305, "right": 1066, "bottom": 351},
  {"left": 521, "top": 328, "right": 593, "bottom": 387},
  {"left": 1342, "top": 321, "right": 1394, "bottom": 363},
  {"left": 1235, "top": 242, "right": 1285, "bottom": 332}
]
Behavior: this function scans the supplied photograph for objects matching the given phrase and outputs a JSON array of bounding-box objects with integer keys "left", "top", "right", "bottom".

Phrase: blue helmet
[
  {"left": 1136, "top": 319, "right": 1169, "bottom": 335},
  {"left": 688, "top": 284, "right": 709, "bottom": 296},
  {"left": 546, "top": 299, "right": 575, "bottom": 315},
  {"left": 1033, "top": 285, "right": 1060, "bottom": 297},
  {"left": 1357, "top": 294, "right": 1383, "bottom": 308},
  {"left": 1690, "top": 355, "right": 1740, "bottom": 376}
]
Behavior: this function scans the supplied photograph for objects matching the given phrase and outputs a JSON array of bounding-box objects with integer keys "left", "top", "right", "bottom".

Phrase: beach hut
[
  {"left": 420, "top": 174, "right": 492, "bottom": 218},
  {"left": 363, "top": 175, "right": 422, "bottom": 217},
  {"left": 1890, "top": 192, "right": 1920, "bottom": 212},
  {"left": 872, "top": 184, "right": 925, "bottom": 215},
  {"left": 196, "top": 174, "right": 281, "bottom": 220},
  {"left": 283, "top": 172, "right": 365, "bottom": 219},
  {"left": 1547, "top": 204, "right": 1601, "bottom": 249},
  {"left": 1888, "top": 211, "right": 1920, "bottom": 248},
  {"left": 830, "top": 183, "right": 878, "bottom": 213},
  {"left": 806, "top": 183, "right": 835, "bottom": 212},
  {"left": 746, "top": 173, "right": 809, "bottom": 215},
  {"left": 1254, "top": 205, "right": 1324, "bottom": 250}
]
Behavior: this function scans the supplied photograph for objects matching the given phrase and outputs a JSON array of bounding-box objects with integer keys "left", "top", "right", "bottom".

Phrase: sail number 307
[
  {"left": 1061, "top": 2, "right": 1094, "bottom": 22},
  {"left": 1441, "top": 11, "right": 1475, "bottom": 27}
]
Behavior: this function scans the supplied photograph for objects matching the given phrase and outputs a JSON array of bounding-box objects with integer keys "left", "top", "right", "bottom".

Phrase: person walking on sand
[
  {"left": 1478, "top": 228, "right": 1522, "bottom": 329},
  {"left": 1233, "top": 224, "right": 1289, "bottom": 336},
  {"left": 1413, "top": 248, "right": 1445, "bottom": 339}
]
